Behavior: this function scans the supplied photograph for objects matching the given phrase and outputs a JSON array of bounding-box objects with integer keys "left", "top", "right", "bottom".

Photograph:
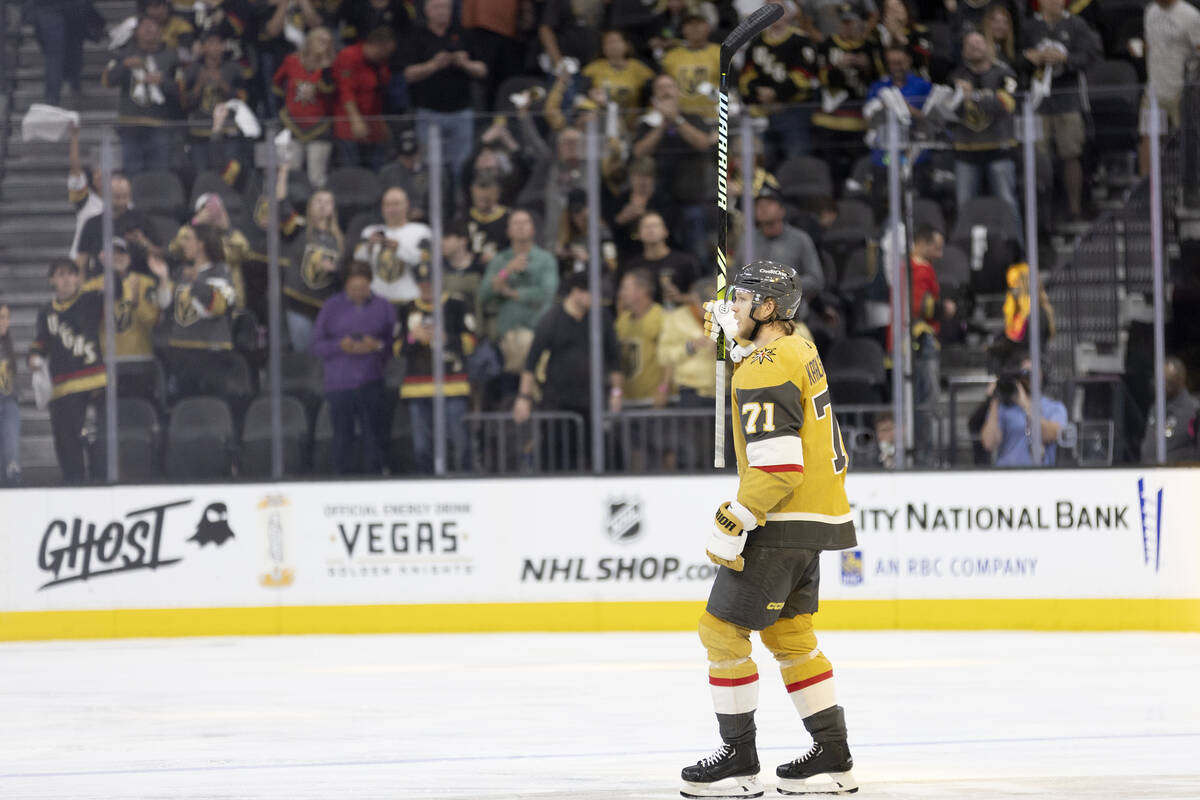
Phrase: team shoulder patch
[{"left": 747, "top": 347, "right": 777, "bottom": 365}]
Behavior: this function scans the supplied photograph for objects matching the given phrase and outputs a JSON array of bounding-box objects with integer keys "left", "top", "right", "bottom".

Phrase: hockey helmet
[{"left": 728, "top": 260, "right": 803, "bottom": 320}]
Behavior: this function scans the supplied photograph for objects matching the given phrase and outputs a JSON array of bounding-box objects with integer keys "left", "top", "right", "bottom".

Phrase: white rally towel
[
  {"left": 224, "top": 98, "right": 262, "bottom": 138},
  {"left": 31, "top": 360, "right": 52, "bottom": 411},
  {"left": 21, "top": 104, "right": 81, "bottom": 143}
]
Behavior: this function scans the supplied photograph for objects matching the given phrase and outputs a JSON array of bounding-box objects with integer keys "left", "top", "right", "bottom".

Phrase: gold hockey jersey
[{"left": 731, "top": 335, "right": 856, "bottom": 550}]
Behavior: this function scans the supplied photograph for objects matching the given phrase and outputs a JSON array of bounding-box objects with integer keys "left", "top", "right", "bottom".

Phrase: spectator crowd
[{"left": 8, "top": 0, "right": 1200, "bottom": 484}]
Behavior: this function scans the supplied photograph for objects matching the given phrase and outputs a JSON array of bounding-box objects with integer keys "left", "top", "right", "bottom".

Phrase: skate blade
[
  {"left": 776, "top": 770, "right": 858, "bottom": 795},
  {"left": 681, "top": 774, "right": 765, "bottom": 798}
]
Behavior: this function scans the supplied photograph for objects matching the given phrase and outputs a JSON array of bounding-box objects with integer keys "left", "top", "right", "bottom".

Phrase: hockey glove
[
  {"left": 707, "top": 501, "right": 758, "bottom": 571},
  {"left": 702, "top": 300, "right": 755, "bottom": 363}
]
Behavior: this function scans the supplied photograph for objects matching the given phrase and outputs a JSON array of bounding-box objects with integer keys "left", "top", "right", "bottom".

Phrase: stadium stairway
[{"left": 1, "top": 1, "right": 132, "bottom": 483}]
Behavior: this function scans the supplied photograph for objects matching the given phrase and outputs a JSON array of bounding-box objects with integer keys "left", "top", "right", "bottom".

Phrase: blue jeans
[
  {"left": 119, "top": 126, "right": 171, "bottom": 176},
  {"left": 765, "top": 104, "right": 813, "bottom": 167},
  {"left": 286, "top": 309, "right": 315, "bottom": 354},
  {"left": 33, "top": 8, "right": 83, "bottom": 105},
  {"left": 0, "top": 396, "right": 20, "bottom": 483},
  {"left": 407, "top": 394, "right": 469, "bottom": 473},
  {"left": 955, "top": 157, "right": 1023, "bottom": 246},
  {"left": 334, "top": 139, "right": 389, "bottom": 172},
  {"left": 677, "top": 204, "right": 709, "bottom": 262},
  {"left": 326, "top": 380, "right": 385, "bottom": 474},
  {"left": 414, "top": 107, "right": 475, "bottom": 198}
]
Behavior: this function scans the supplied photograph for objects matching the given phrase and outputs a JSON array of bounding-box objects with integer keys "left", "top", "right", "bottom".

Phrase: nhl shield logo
[
  {"left": 606, "top": 498, "right": 642, "bottom": 543},
  {"left": 841, "top": 550, "right": 864, "bottom": 586}
]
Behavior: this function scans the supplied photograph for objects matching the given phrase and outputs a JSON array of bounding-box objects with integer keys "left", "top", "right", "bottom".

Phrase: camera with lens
[{"left": 994, "top": 372, "right": 1020, "bottom": 406}]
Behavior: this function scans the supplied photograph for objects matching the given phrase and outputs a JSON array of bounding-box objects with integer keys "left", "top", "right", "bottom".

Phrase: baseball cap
[
  {"left": 838, "top": 2, "right": 863, "bottom": 20},
  {"left": 194, "top": 192, "right": 226, "bottom": 215},
  {"left": 755, "top": 182, "right": 785, "bottom": 203}
]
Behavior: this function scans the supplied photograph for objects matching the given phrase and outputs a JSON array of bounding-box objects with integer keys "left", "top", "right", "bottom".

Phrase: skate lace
[
  {"left": 791, "top": 742, "right": 821, "bottom": 765},
  {"left": 699, "top": 744, "right": 733, "bottom": 768}
]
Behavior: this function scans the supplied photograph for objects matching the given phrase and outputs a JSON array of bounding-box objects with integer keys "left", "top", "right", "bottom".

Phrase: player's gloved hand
[
  {"left": 703, "top": 300, "right": 756, "bottom": 363},
  {"left": 703, "top": 299, "right": 737, "bottom": 343},
  {"left": 707, "top": 501, "right": 758, "bottom": 571}
]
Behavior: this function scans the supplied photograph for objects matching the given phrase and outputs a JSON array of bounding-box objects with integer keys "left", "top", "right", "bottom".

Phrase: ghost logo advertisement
[
  {"left": 606, "top": 497, "right": 642, "bottom": 543},
  {"left": 189, "top": 503, "right": 236, "bottom": 547},
  {"left": 37, "top": 500, "right": 191, "bottom": 590}
]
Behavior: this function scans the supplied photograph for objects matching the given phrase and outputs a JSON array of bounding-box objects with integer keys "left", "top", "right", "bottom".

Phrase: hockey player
[{"left": 681, "top": 260, "right": 857, "bottom": 798}]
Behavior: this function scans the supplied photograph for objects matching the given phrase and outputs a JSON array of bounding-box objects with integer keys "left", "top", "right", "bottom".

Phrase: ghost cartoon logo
[{"left": 189, "top": 502, "right": 236, "bottom": 547}]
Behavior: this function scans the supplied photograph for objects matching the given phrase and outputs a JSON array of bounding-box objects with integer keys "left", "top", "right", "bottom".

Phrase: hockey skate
[
  {"left": 681, "top": 743, "right": 764, "bottom": 798},
  {"left": 776, "top": 740, "right": 857, "bottom": 795}
]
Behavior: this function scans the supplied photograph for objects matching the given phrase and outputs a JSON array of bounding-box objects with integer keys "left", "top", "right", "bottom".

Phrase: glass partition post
[
  {"left": 101, "top": 129, "right": 118, "bottom": 483},
  {"left": 586, "top": 116, "right": 605, "bottom": 474},
  {"left": 264, "top": 125, "right": 284, "bottom": 480},
  {"left": 885, "top": 108, "right": 906, "bottom": 469},
  {"left": 1149, "top": 93, "right": 1168, "bottom": 465},
  {"left": 429, "top": 123, "right": 447, "bottom": 476},
  {"left": 740, "top": 113, "right": 755, "bottom": 265},
  {"left": 1023, "top": 100, "right": 1045, "bottom": 465}
]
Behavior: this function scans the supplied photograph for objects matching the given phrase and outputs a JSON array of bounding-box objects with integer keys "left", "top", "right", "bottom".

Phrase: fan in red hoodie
[
  {"left": 887, "top": 225, "right": 956, "bottom": 352},
  {"left": 332, "top": 26, "right": 396, "bottom": 170}
]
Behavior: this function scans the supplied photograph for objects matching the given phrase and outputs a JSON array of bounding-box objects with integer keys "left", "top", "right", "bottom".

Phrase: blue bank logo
[
  {"left": 841, "top": 550, "right": 864, "bottom": 586},
  {"left": 1137, "top": 478, "right": 1164, "bottom": 572}
]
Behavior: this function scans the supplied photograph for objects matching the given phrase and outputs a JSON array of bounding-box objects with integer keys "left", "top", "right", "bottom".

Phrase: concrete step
[
  {"left": 14, "top": 64, "right": 111, "bottom": 83},
  {"left": 0, "top": 221, "right": 74, "bottom": 248},
  {"left": 0, "top": 274, "right": 56, "bottom": 296},
  {"left": 0, "top": 199, "right": 78, "bottom": 219},
  {"left": 4, "top": 136, "right": 101, "bottom": 161},
  {"left": 19, "top": 434, "right": 59, "bottom": 473},
  {"left": 12, "top": 85, "right": 120, "bottom": 114},
  {"left": 4, "top": 152, "right": 82, "bottom": 173},
  {"left": 0, "top": 176, "right": 71, "bottom": 204},
  {"left": 0, "top": 245, "right": 79, "bottom": 266},
  {"left": 0, "top": 291, "right": 55, "bottom": 308}
]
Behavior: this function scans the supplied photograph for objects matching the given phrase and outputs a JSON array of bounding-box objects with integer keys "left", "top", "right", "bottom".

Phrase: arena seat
[
  {"left": 776, "top": 156, "right": 833, "bottom": 209},
  {"left": 239, "top": 394, "right": 310, "bottom": 477},
  {"left": 132, "top": 170, "right": 187, "bottom": 222},
  {"left": 164, "top": 396, "right": 236, "bottom": 479},
  {"left": 326, "top": 166, "right": 383, "bottom": 229}
]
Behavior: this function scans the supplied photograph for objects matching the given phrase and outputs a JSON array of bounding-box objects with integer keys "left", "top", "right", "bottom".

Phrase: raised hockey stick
[{"left": 714, "top": 3, "right": 784, "bottom": 469}]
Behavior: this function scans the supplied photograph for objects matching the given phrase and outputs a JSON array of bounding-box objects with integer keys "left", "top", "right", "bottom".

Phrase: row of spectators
[{"left": 10, "top": 0, "right": 1200, "bottom": 483}]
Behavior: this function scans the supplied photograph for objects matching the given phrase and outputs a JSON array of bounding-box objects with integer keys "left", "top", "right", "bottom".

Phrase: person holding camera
[{"left": 979, "top": 354, "right": 1068, "bottom": 466}]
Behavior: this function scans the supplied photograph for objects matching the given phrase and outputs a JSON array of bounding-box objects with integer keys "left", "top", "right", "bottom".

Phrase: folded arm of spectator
[{"left": 515, "top": 105, "right": 553, "bottom": 161}]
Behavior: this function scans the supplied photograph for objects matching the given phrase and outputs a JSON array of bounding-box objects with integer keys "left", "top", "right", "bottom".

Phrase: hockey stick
[{"left": 714, "top": 3, "right": 784, "bottom": 469}]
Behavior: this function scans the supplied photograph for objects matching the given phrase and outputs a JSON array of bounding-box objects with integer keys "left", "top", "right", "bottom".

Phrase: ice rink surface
[{"left": 2, "top": 630, "right": 1199, "bottom": 799}]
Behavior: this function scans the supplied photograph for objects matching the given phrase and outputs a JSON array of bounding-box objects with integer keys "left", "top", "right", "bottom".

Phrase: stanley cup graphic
[{"left": 258, "top": 495, "right": 295, "bottom": 588}]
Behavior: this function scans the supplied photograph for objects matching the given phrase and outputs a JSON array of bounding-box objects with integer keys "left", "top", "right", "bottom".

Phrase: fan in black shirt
[{"left": 617, "top": 211, "right": 699, "bottom": 307}]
